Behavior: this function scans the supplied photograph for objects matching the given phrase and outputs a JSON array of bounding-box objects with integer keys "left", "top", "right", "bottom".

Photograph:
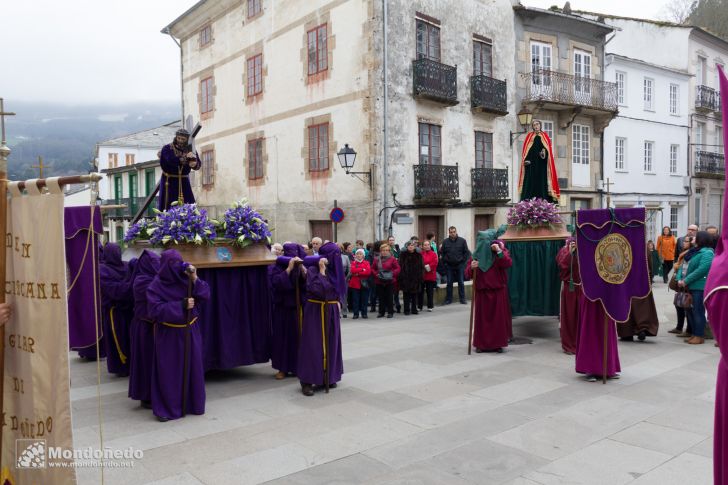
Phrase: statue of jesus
[{"left": 517, "top": 120, "right": 561, "bottom": 204}]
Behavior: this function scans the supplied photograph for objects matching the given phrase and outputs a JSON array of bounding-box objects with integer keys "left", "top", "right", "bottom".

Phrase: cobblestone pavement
[{"left": 70, "top": 280, "right": 719, "bottom": 484}]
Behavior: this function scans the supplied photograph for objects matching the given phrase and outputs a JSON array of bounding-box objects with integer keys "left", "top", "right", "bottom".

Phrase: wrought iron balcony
[
  {"left": 471, "top": 167, "right": 510, "bottom": 203},
  {"left": 696, "top": 85, "right": 720, "bottom": 112},
  {"left": 413, "top": 164, "right": 459, "bottom": 202},
  {"left": 471, "top": 75, "right": 508, "bottom": 115},
  {"left": 412, "top": 58, "right": 458, "bottom": 106},
  {"left": 694, "top": 151, "right": 725, "bottom": 178},
  {"left": 522, "top": 69, "right": 618, "bottom": 112}
]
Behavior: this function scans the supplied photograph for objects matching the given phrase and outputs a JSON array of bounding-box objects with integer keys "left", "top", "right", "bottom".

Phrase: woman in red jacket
[
  {"left": 421, "top": 240, "right": 439, "bottom": 312},
  {"left": 372, "top": 243, "right": 400, "bottom": 318},
  {"left": 348, "top": 249, "right": 372, "bottom": 319}
]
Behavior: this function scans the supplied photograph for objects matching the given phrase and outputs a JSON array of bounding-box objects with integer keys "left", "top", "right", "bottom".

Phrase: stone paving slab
[{"left": 68, "top": 281, "right": 720, "bottom": 484}]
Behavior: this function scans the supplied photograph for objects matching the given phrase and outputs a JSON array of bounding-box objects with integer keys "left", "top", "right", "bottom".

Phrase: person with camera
[
  {"left": 158, "top": 128, "right": 202, "bottom": 211},
  {"left": 372, "top": 243, "right": 400, "bottom": 318},
  {"left": 676, "top": 231, "right": 715, "bottom": 345}
]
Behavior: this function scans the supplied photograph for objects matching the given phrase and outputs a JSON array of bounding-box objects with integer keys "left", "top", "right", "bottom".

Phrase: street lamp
[
  {"left": 337, "top": 143, "right": 372, "bottom": 189},
  {"left": 510, "top": 107, "right": 534, "bottom": 147}
]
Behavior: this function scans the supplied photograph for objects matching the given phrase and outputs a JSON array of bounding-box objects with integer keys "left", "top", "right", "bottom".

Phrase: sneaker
[
  {"left": 387, "top": 314, "right": 394, "bottom": 318},
  {"left": 361, "top": 314, "right": 368, "bottom": 319},
  {"left": 427, "top": 308, "right": 433, "bottom": 312},
  {"left": 444, "top": 300, "right": 452, "bottom": 305},
  {"left": 586, "top": 375, "right": 598, "bottom": 382},
  {"left": 352, "top": 315, "right": 359, "bottom": 320}
]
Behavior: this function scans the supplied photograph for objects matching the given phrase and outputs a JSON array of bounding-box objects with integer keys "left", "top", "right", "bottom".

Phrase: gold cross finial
[{"left": 32, "top": 156, "right": 50, "bottom": 178}]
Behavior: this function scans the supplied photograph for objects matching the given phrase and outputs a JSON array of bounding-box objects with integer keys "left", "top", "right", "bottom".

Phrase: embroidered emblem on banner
[{"left": 595, "top": 233, "right": 632, "bottom": 284}]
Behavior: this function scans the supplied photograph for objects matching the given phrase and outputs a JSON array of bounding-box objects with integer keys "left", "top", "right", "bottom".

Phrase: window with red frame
[
  {"left": 307, "top": 24, "right": 328, "bottom": 75},
  {"left": 199, "top": 25, "right": 212, "bottom": 47},
  {"left": 248, "top": 138, "right": 263, "bottom": 180},
  {"left": 247, "top": 0, "right": 261, "bottom": 18},
  {"left": 308, "top": 123, "right": 329, "bottom": 172},
  {"left": 201, "top": 77, "right": 214, "bottom": 114},
  {"left": 201, "top": 150, "right": 215, "bottom": 186},
  {"left": 247, "top": 54, "right": 263, "bottom": 97}
]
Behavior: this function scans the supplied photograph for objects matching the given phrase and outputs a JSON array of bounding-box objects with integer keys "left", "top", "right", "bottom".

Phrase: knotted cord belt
[{"left": 307, "top": 299, "right": 338, "bottom": 373}]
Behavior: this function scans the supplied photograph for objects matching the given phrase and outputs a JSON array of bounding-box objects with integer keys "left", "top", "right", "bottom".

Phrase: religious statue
[
  {"left": 158, "top": 128, "right": 202, "bottom": 211},
  {"left": 517, "top": 120, "right": 561, "bottom": 204}
]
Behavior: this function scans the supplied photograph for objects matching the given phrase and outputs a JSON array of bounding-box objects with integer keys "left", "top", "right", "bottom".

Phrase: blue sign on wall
[{"left": 330, "top": 207, "right": 345, "bottom": 224}]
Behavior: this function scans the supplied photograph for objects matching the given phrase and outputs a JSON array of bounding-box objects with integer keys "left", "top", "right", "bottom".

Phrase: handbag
[
  {"left": 668, "top": 275, "right": 679, "bottom": 292},
  {"left": 675, "top": 289, "right": 693, "bottom": 309},
  {"left": 378, "top": 270, "right": 393, "bottom": 282}
]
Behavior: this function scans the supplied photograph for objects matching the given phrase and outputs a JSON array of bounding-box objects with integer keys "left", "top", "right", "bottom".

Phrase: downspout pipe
[{"left": 381, "top": 0, "right": 389, "bottom": 240}]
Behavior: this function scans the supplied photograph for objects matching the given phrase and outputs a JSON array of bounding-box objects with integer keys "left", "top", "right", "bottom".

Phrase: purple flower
[
  {"left": 221, "top": 199, "right": 271, "bottom": 248},
  {"left": 507, "top": 197, "right": 562, "bottom": 226},
  {"left": 147, "top": 203, "right": 218, "bottom": 246}
]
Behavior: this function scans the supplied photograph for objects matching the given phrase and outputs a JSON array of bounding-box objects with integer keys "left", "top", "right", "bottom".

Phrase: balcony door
[
  {"left": 572, "top": 124, "right": 591, "bottom": 187},
  {"left": 128, "top": 172, "right": 138, "bottom": 216},
  {"left": 697, "top": 56, "right": 707, "bottom": 86},
  {"left": 573, "top": 50, "right": 592, "bottom": 97},
  {"left": 419, "top": 123, "right": 442, "bottom": 165},
  {"left": 530, "top": 41, "right": 552, "bottom": 93}
]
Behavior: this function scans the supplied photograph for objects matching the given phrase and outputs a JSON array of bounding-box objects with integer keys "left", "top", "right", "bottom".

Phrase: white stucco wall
[{"left": 97, "top": 146, "right": 163, "bottom": 199}]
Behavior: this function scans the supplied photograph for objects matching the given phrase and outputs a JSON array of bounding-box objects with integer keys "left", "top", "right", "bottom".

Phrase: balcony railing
[
  {"left": 694, "top": 151, "right": 725, "bottom": 178},
  {"left": 471, "top": 167, "right": 510, "bottom": 203},
  {"left": 696, "top": 85, "right": 721, "bottom": 112},
  {"left": 103, "top": 197, "right": 158, "bottom": 218},
  {"left": 522, "top": 69, "right": 618, "bottom": 112},
  {"left": 471, "top": 75, "right": 508, "bottom": 115},
  {"left": 413, "top": 164, "right": 459, "bottom": 202},
  {"left": 413, "top": 58, "right": 458, "bottom": 106}
]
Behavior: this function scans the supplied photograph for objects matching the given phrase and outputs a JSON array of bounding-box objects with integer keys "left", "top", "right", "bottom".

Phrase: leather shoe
[
  {"left": 377, "top": 314, "right": 385, "bottom": 318},
  {"left": 352, "top": 315, "right": 359, "bottom": 320},
  {"left": 667, "top": 327, "right": 682, "bottom": 334},
  {"left": 301, "top": 384, "right": 314, "bottom": 396},
  {"left": 274, "top": 371, "right": 286, "bottom": 380},
  {"left": 156, "top": 415, "right": 170, "bottom": 422},
  {"left": 687, "top": 336, "right": 705, "bottom": 345},
  {"left": 140, "top": 400, "right": 152, "bottom": 409},
  {"left": 677, "top": 332, "right": 692, "bottom": 338}
]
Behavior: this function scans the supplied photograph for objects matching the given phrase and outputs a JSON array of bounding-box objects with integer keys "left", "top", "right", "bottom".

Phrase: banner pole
[
  {"left": 602, "top": 313, "right": 608, "bottom": 385},
  {"left": 0, "top": 97, "right": 15, "bottom": 470}
]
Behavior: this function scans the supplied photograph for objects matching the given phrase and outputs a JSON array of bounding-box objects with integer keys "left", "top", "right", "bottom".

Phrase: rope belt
[
  {"left": 160, "top": 316, "right": 198, "bottom": 328},
  {"left": 307, "top": 299, "right": 338, "bottom": 372},
  {"left": 109, "top": 306, "right": 127, "bottom": 364},
  {"left": 141, "top": 318, "right": 155, "bottom": 324},
  {"left": 162, "top": 171, "right": 189, "bottom": 178}
]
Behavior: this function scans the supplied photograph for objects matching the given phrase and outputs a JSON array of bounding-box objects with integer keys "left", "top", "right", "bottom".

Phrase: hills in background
[{"left": 4, "top": 101, "right": 179, "bottom": 181}]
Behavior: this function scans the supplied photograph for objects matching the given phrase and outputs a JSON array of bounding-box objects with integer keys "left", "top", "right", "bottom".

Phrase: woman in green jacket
[{"left": 677, "top": 231, "right": 715, "bottom": 344}]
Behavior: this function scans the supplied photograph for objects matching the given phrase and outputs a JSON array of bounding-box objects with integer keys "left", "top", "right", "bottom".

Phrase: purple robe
[
  {"left": 575, "top": 294, "right": 621, "bottom": 377},
  {"left": 556, "top": 242, "right": 582, "bottom": 354},
  {"left": 467, "top": 251, "right": 513, "bottom": 351},
  {"left": 128, "top": 250, "right": 161, "bottom": 402},
  {"left": 158, "top": 143, "right": 201, "bottom": 211},
  {"left": 147, "top": 250, "right": 210, "bottom": 420},
  {"left": 270, "top": 243, "right": 307, "bottom": 375},
  {"left": 100, "top": 244, "right": 133, "bottom": 376},
  {"left": 66, "top": 207, "right": 105, "bottom": 360},
  {"left": 297, "top": 255, "right": 344, "bottom": 386}
]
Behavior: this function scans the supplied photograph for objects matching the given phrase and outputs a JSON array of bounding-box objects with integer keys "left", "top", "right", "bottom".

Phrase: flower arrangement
[
  {"left": 123, "top": 218, "right": 150, "bottom": 244},
  {"left": 220, "top": 199, "right": 272, "bottom": 248},
  {"left": 506, "top": 197, "right": 562, "bottom": 227},
  {"left": 124, "top": 200, "right": 272, "bottom": 248},
  {"left": 124, "top": 203, "right": 218, "bottom": 246}
]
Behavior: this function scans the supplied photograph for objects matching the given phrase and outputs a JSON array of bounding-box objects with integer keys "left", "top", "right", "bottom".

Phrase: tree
[
  {"left": 661, "top": 0, "right": 697, "bottom": 23},
  {"left": 687, "top": 0, "right": 728, "bottom": 40}
]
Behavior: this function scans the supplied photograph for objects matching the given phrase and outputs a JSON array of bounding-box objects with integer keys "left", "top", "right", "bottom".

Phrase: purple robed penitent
[
  {"left": 269, "top": 243, "right": 307, "bottom": 375},
  {"left": 576, "top": 208, "right": 650, "bottom": 323},
  {"left": 297, "top": 244, "right": 344, "bottom": 386},
  {"left": 574, "top": 208, "right": 647, "bottom": 378},
  {"left": 100, "top": 243, "right": 134, "bottom": 376},
  {"left": 65, "top": 206, "right": 105, "bottom": 359},
  {"left": 128, "top": 250, "right": 161, "bottom": 402},
  {"left": 158, "top": 143, "right": 201, "bottom": 211},
  {"left": 147, "top": 249, "right": 210, "bottom": 420},
  {"left": 706, "top": 64, "right": 728, "bottom": 485}
]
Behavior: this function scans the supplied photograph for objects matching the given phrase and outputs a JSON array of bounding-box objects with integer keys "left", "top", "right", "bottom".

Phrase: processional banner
[
  {"left": 575, "top": 207, "right": 649, "bottom": 323},
  {"left": 2, "top": 179, "right": 76, "bottom": 484}
]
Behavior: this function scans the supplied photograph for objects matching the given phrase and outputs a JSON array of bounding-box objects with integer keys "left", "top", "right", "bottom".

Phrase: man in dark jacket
[{"left": 440, "top": 226, "right": 471, "bottom": 304}]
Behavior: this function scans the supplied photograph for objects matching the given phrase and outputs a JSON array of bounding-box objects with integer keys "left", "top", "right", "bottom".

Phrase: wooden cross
[
  {"left": 604, "top": 177, "right": 614, "bottom": 208},
  {"left": 32, "top": 156, "right": 50, "bottom": 178},
  {"left": 0, "top": 98, "right": 16, "bottom": 146}
]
